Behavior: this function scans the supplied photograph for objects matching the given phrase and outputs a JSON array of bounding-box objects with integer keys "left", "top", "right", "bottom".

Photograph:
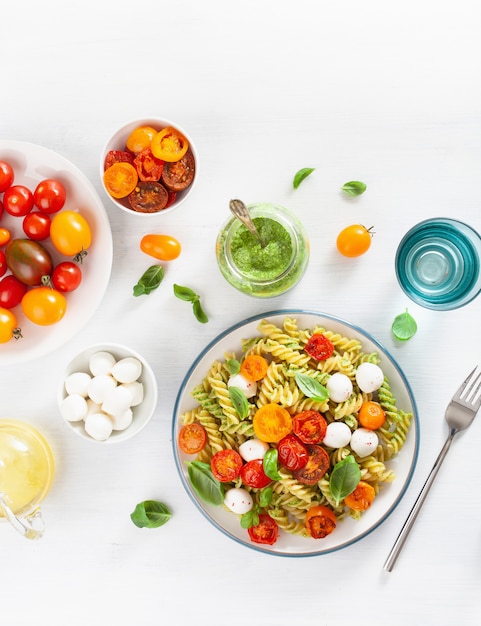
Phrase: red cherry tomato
[
  {"left": 0, "top": 275, "right": 28, "bottom": 308},
  {"left": 293, "top": 410, "right": 328, "bottom": 445},
  {"left": 22, "top": 212, "right": 52, "bottom": 241},
  {"left": 304, "top": 333, "right": 334, "bottom": 361},
  {"left": 33, "top": 179, "right": 66, "bottom": 214},
  {"left": 104, "top": 150, "right": 134, "bottom": 170},
  {"left": 248, "top": 513, "right": 279, "bottom": 545},
  {"left": 240, "top": 459, "right": 271, "bottom": 488},
  {"left": 0, "top": 251, "right": 7, "bottom": 278},
  {"left": 3, "top": 185, "right": 34, "bottom": 217},
  {"left": 277, "top": 434, "right": 309, "bottom": 471},
  {"left": 133, "top": 148, "right": 165, "bottom": 182},
  {"left": 0, "top": 161, "right": 14, "bottom": 193},
  {"left": 210, "top": 449, "right": 243, "bottom": 482},
  {"left": 292, "top": 445, "right": 330, "bottom": 485},
  {"left": 51, "top": 261, "right": 82, "bottom": 292}
]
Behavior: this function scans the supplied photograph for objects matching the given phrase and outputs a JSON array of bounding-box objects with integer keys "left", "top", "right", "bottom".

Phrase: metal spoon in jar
[{"left": 229, "top": 199, "right": 266, "bottom": 248}]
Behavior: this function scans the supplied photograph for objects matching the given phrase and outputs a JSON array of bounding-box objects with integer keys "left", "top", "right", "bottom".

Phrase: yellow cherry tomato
[
  {"left": 50, "top": 211, "right": 92, "bottom": 258},
  {"left": 140, "top": 234, "right": 181, "bottom": 261},
  {"left": 0, "top": 227, "right": 12, "bottom": 247},
  {"left": 103, "top": 162, "right": 138, "bottom": 198},
  {"left": 336, "top": 224, "right": 373, "bottom": 257},
  {"left": 253, "top": 403, "right": 293, "bottom": 443},
  {"left": 21, "top": 287, "right": 67, "bottom": 326},
  {"left": 0, "top": 307, "right": 21, "bottom": 343},
  {"left": 151, "top": 127, "right": 189, "bottom": 162},
  {"left": 125, "top": 125, "right": 158, "bottom": 154}
]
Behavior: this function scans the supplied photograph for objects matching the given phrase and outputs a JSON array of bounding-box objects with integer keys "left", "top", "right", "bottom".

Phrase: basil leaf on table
[
  {"left": 130, "top": 500, "right": 172, "bottom": 528},
  {"left": 133, "top": 265, "right": 164, "bottom": 296},
  {"left": 192, "top": 298, "right": 209, "bottom": 324},
  {"left": 392, "top": 309, "right": 417, "bottom": 341},
  {"left": 263, "top": 448, "right": 282, "bottom": 481},
  {"left": 293, "top": 167, "right": 315, "bottom": 189},
  {"left": 295, "top": 372, "right": 329, "bottom": 402},
  {"left": 174, "top": 284, "right": 209, "bottom": 323},
  {"left": 341, "top": 181, "right": 367, "bottom": 196},
  {"left": 187, "top": 461, "right": 224, "bottom": 506},
  {"left": 329, "top": 455, "right": 361, "bottom": 506},
  {"left": 228, "top": 386, "right": 250, "bottom": 420}
]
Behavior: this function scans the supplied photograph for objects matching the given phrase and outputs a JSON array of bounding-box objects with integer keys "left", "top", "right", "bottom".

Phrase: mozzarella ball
[
  {"left": 326, "top": 372, "right": 353, "bottom": 403},
  {"left": 239, "top": 438, "right": 270, "bottom": 461},
  {"left": 121, "top": 381, "right": 144, "bottom": 406},
  {"left": 102, "top": 385, "right": 134, "bottom": 416},
  {"left": 228, "top": 373, "right": 257, "bottom": 399},
  {"left": 64, "top": 371, "right": 91, "bottom": 397},
  {"left": 109, "top": 407, "right": 133, "bottom": 431},
  {"left": 89, "top": 351, "right": 116, "bottom": 376},
  {"left": 323, "top": 422, "right": 352, "bottom": 448},
  {"left": 355, "top": 362, "right": 384, "bottom": 393},
  {"left": 60, "top": 394, "right": 88, "bottom": 422},
  {"left": 350, "top": 428, "right": 379, "bottom": 458},
  {"left": 223, "top": 488, "right": 254, "bottom": 514},
  {"left": 85, "top": 398, "right": 102, "bottom": 417},
  {"left": 87, "top": 374, "right": 117, "bottom": 404},
  {"left": 111, "top": 357, "right": 142, "bottom": 384},
  {"left": 84, "top": 412, "right": 113, "bottom": 441}
]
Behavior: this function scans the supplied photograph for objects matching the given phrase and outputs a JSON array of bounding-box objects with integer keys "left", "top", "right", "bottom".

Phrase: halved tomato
[
  {"left": 128, "top": 181, "right": 168, "bottom": 213},
  {"left": 161, "top": 150, "right": 195, "bottom": 191},
  {"left": 210, "top": 449, "right": 243, "bottom": 482},
  {"left": 293, "top": 410, "right": 327, "bottom": 445},
  {"left": 292, "top": 444, "right": 330, "bottom": 485},
  {"left": 248, "top": 513, "right": 279, "bottom": 545},
  {"left": 103, "top": 162, "right": 138, "bottom": 198},
  {"left": 133, "top": 148, "right": 165, "bottom": 182},
  {"left": 151, "top": 127, "right": 189, "bottom": 162}
]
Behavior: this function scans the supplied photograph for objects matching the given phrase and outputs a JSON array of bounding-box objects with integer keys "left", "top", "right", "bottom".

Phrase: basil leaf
[
  {"left": 228, "top": 386, "right": 249, "bottom": 420},
  {"left": 392, "top": 308, "right": 417, "bottom": 341},
  {"left": 192, "top": 298, "right": 209, "bottom": 324},
  {"left": 240, "top": 507, "right": 259, "bottom": 529},
  {"left": 130, "top": 500, "right": 172, "bottom": 528},
  {"left": 293, "top": 167, "right": 315, "bottom": 189},
  {"left": 173, "top": 284, "right": 196, "bottom": 301},
  {"left": 329, "top": 455, "right": 361, "bottom": 506},
  {"left": 295, "top": 372, "right": 329, "bottom": 402},
  {"left": 259, "top": 486, "right": 273, "bottom": 507},
  {"left": 341, "top": 181, "right": 367, "bottom": 196},
  {"left": 263, "top": 448, "right": 282, "bottom": 481},
  {"left": 187, "top": 461, "right": 224, "bottom": 506},
  {"left": 227, "top": 359, "right": 241, "bottom": 376},
  {"left": 133, "top": 265, "right": 164, "bottom": 297}
]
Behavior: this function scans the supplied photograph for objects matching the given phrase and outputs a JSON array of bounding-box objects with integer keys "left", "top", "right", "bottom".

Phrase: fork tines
[{"left": 456, "top": 366, "right": 481, "bottom": 405}]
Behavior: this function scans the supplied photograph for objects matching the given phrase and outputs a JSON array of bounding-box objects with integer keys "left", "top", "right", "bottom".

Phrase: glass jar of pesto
[{"left": 216, "top": 203, "right": 310, "bottom": 297}]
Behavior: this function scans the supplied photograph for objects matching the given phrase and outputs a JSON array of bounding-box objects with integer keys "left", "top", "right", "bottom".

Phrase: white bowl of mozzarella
[{"left": 58, "top": 343, "right": 158, "bottom": 443}]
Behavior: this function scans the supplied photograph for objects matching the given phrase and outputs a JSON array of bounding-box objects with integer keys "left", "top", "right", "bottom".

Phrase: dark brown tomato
[
  {"left": 128, "top": 181, "right": 169, "bottom": 213},
  {"left": 104, "top": 150, "right": 134, "bottom": 170},
  {"left": 5, "top": 238, "right": 53, "bottom": 286},
  {"left": 292, "top": 445, "right": 330, "bottom": 485},
  {"left": 161, "top": 149, "right": 195, "bottom": 192}
]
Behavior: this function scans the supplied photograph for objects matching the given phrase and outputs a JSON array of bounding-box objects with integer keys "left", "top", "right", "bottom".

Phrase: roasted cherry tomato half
[
  {"left": 0, "top": 160, "right": 14, "bottom": 193},
  {"left": 140, "top": 234, "right": 181, "bottom": 261},
  {"left": 253, "top": 403, "right": 293, "bottom": 443},
  {"left": 336, "top": 224, "right": 373, "bottom": 257},
  {"left": 104, "top": 150, "right": 134, "bottom": 170},
  {"left": 103, "top": 162, "right": 138, "bottom": 198},
  {"left": 151, "top": 126, "right": 189, "bottom": 162},
  {"left": 22, "top": 212, "right": 51, "bottom": 241},
  {"left": 248, "top": 513, "right": 279, "bottom": 545},
  {"left": 344, "top": 480, "right": 376, "bottom": 511},
  {"left": 133, "top": 148, "right": 165, "bottom": 182},
  {"left": 210, "top": 449, "right": 243, "bottom": 482},
  {"left": 128, "top": 181, "right": 168, "bottom": 213},
  {"left": 21, "top": 286, "right": 67, "bottom": 326},
  {"left": 293, "top": 410, "right": 328, "bottom": 445},
  {"left": 51, "top": 261, "right": 82, "bottom": 293},
  {"left": 3, "top": 185, "right": 34, "bottom": 217},
  {"left": 305, "top": 505, "right": 337, "bottom": 539},
  {"left": 293, "top": 444, "right": 330, "bottom": 485},
  {"left": 33, "top": 179, "right": 66, "bottom": 214},
  {"left": 0, "top": 307, "right": 21, "bottom": 343},
  {"left": 50, "top": 211, "right": 92, "bottom": 258},
  {"left": 304, "top": 333, "right": 334, "bottom": 361},
  {"left": 0, "top": 275, "right": 28, "bottom": 309},
  {"left": 240, "top": 458, "right": 271, "bottom": 488},
  {"left": 0, "top": 228, "right": 11, "bottom": 247},
  {"left": 125, "top": 125, "right": 157, "bottom": 154},
  {"left": 161, "top": 150, "right": 195, "bottom": 191},
  {"left": 178, "top": 423, "right": 207, "bottom": 455},
  {"left": 240, "top": 354, "right": 269, "bottom": 382},
  {"left": 5, "top": 238, "right": 53, "bottom": 286},
  {"left": 277, "top": 434, "right": 309, "bottom": 471}
]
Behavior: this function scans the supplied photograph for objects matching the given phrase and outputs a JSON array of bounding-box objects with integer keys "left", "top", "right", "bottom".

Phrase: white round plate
[
  {"left": 0, "top": 140, "right": 112, "bottom": 364},
  {"left": 173, "top": 309, "right": 419, "bottom": 557}
]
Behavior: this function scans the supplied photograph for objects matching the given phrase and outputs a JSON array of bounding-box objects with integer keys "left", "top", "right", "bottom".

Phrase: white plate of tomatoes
[
  {"left": 0, "top": 140, "right": 112, "bottom": 364},
  {"left": 172, "top": 310, "right": 419, "bottom": 557}
]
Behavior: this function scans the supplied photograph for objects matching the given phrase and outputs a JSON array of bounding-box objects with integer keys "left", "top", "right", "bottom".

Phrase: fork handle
[{"left": 383, "top": 429, "right": 456, "bottom": 572}]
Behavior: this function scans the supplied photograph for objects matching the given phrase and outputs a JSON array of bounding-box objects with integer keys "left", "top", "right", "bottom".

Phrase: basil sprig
[
  {"left": 329, "top": 455, "right": 361, "bottom": 505},
  {"left": 173, "top": 284, "right": 209, "bottom": 323},
  {"left": 130, "top": 500, "right": 172, "bottom": 528},
  {"left": 187, "top": 461, "right": 224, "bottom": 505},
  {"left": 392, "top": 308, "right": 417, "bottom": 341},
  {"left": 227, "top": 359, "right": 241, "bottom": 376},
  {"left": 341, "top": 181, "right": 367, "bottom": 196},
  {"left": 263, "top": 448, "right": 282, "bottom": 481},
  {"left": 133, "top": 265, "right": 164, "bottom": 296},
  {"left": 293, "top": 167, "right": 315, "bottom": 189},
  {"left": 295, "top": 372, "right": 329, "bottom": 402},
  {"left": 228, "top": 386, "right": 249, "bottom": 419}
]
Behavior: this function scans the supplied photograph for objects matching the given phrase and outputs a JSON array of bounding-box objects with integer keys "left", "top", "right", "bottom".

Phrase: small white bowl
[
  {"left": 100, "top": 117, "right": 197, "bottom": 217},
  {"left": 58, "top": 343, "right": 158, "bottom": 444}
]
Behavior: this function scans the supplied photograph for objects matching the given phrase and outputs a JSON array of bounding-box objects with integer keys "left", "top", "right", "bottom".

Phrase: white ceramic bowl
[
  {"left": 58, "top": 343, "right": 158, "bottom": 444},
  {"left": 100, "top": 117, "right": 197, "bottom": 217}
]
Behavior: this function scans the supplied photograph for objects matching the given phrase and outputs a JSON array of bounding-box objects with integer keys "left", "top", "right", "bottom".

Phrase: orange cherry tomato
[
  {"left": 151, "top": 127, "right": 189, "bottom": 162},
  {"left": 253, "top": 403, "right": 293, "bottom": 443},
  {"left": 140, "top": 234, "right": 181, "bottom": 261},
  {"left": 305, "top": 505, "right": 337, "bottom": 538},
  {"left": 50, "top": 211, "right": 92, "bottom": 258},
  {"left": 336, "top": 224, "right": 373, "bottom": 257},
  {"left": 358, "top": 401, "right": 386, "bottom": 430},
  {"left": 344, "top": 480, "right": 376, "bottom": 511},
  {"left": 125, "top": 125, "right": 158, "bottom": 154},
  {"left": 178, "top": 423, "right": 207, "bottom": 455},
  {"left": 240, "top": 354, "right": 269, "bottom": 382},
  {"left": 103, "top": 162, "right": 138, "bottom": 198},
  {"left": 0, "top": 228, "right": 11, "bottom": 247},
  {"left": 210, "top": 449, "right": 243, "bottom": 482},
  {"left": 0, "top": 307, "right": 21, "bottom": 343},
  {"left": 21, "top": 286, "right": 67, "bottom": 326}
]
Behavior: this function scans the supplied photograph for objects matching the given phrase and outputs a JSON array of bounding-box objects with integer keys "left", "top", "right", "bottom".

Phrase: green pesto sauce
[{"left": 230, "top": 217, "right": 292, "bottom": 280}]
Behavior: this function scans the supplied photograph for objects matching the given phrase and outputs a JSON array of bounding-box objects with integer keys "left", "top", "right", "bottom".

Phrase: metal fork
[{"left": 384, "top": 366, "right": 481, "bottom": 572}]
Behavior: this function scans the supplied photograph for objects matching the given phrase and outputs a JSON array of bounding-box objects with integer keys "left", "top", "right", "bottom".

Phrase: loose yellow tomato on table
[
  {"left": 21, "top": 287, "right": 67, "bottom": 326},
  {"left": 336, "top": 224, "right": 373, "bottom": 257},
  {"left": 0, "top": 307, "right": 21, "bottom": 343},
  {"left": 50, "top": 211, "right": 92, "bottom": 259},
  {"left": 140, "top": 234, "right": 181, "bottom": 261}
]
